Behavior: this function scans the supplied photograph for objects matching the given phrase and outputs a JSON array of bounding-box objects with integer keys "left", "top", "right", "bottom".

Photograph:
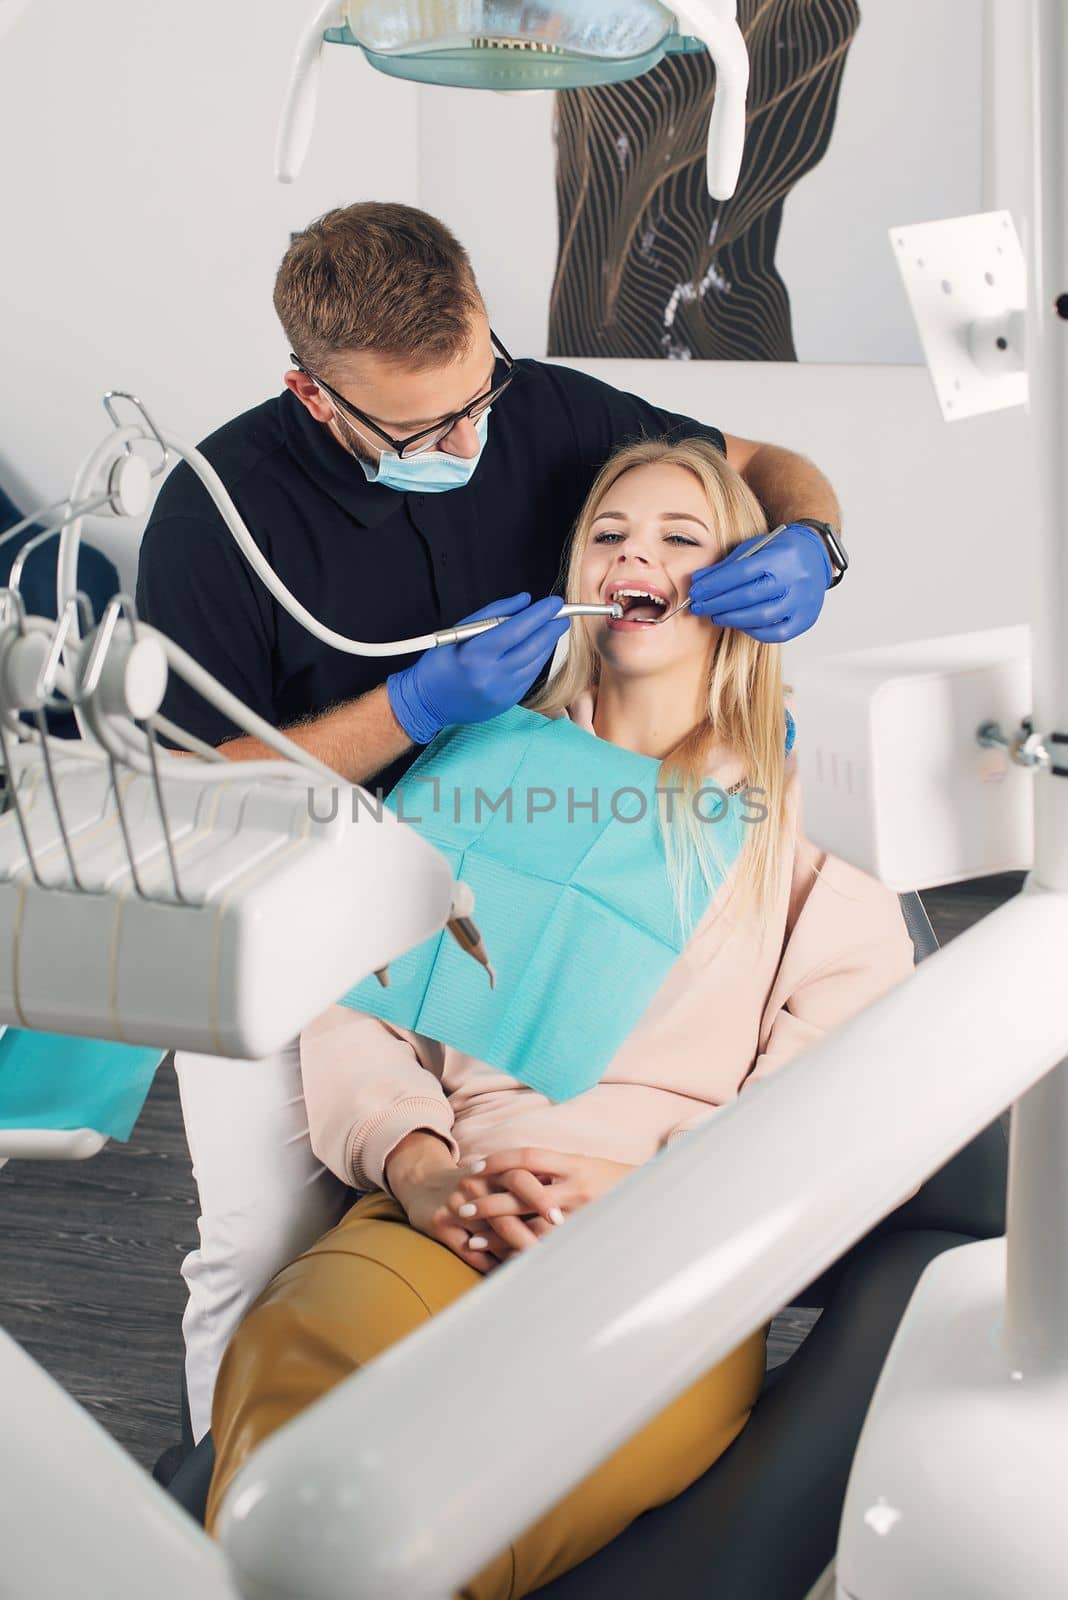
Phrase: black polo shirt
[{"left": 135, "top": 358, "right": 725, "bottom": 795}]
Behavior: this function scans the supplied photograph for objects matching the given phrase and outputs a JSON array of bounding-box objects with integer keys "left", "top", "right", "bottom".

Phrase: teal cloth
[
  {"left": 341, "top": 707, "right": 750, "bottom": 1101},
  {"left": 0, "top": 1028, "right": 164, "bottom": 1142}
]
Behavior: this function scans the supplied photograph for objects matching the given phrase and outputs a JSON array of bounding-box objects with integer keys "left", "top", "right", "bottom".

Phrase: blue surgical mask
[{"left": 341, "top": 407, "right": 491, "bottom": 494}]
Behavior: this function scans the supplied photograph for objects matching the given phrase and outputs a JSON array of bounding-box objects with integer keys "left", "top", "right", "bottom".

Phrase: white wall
[
  {"left": 0, "top": 1, "right": 1037, "bottom": 660},
  {"left": 0, "top": 0, "right": 418, "bottom": 584},
  {"left": 777, "top": 0, "right": 983, "bottom": 365}
]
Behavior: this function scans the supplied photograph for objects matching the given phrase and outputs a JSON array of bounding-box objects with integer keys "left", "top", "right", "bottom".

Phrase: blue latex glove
[
  {"left": 387, "top": 593, "right": 571, "bottom": 745},
  {"left": 687, "top": 523, "right": 834, "bottom": 644}
]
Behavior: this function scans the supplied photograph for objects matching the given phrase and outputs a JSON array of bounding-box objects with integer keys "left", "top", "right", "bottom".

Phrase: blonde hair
[{"left": 526, "top": 437, "right": 796, "bottom": 940}]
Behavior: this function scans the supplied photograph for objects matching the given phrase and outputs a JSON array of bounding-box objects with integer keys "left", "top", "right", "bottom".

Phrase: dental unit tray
[
  {"left": 0, "top": 741, "right": 457, "bottom": 1057},
  {"left": 0, "top": 589, "right": 489, "bottom": 1058}
]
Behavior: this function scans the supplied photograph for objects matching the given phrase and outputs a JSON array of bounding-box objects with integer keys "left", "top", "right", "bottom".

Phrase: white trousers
[{"left": 174, "top": 1042, "right": 351, "bottom": 1443}]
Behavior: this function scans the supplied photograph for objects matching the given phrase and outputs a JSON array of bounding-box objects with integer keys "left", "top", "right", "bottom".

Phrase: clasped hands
[{"left": 408, "top": 1147, "right": 635, "bottom": 1276}]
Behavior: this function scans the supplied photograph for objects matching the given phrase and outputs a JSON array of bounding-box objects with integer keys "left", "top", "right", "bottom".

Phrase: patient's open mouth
[{"left": 606, "top": 586, "right": 670, "bottom": 626}]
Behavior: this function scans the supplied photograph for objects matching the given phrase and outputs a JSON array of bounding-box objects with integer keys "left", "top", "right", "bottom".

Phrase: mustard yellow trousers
[{"left": 207, "top": 1189, "right": 770, "bottom": 1600}]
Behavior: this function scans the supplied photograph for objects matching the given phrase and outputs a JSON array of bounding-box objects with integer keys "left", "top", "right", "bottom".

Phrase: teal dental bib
[
  {"left": 340, "top": 706, "right": 751, "bottom": 1102},
  {"left": 0, "top": 1028, "right": 163, "bottom": 1141}
]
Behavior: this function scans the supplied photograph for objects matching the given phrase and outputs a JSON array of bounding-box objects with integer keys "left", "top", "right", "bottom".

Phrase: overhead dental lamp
[{"left": 278, "top": 1, "right": 749, "bottom": 196}]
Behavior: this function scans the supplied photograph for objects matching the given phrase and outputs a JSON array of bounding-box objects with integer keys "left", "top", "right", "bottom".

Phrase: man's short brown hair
[{"left": 274, "top": 202, "right": 483, "bottom": 381}]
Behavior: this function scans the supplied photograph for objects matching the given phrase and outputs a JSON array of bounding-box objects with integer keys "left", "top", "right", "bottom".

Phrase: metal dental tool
[
  {"left": 436, "top": 601, "right": 623, "bottom": 646},
  {"left": 652, "top": 523, "right": 790, "bottom": 623}
]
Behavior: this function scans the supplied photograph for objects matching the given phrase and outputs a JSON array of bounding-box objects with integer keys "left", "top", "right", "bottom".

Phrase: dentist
[{"left": 136, "top": 200, "right": 848, "bottom": 1448}]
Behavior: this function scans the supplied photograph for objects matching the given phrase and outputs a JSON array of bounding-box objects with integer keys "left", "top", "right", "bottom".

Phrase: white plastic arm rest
[
  {"left": 1, "top": 1329, "right": 242, "bottom": 1599},
  {"left": 0, "top": 1128, "right": 107, "bottom": 1162}
]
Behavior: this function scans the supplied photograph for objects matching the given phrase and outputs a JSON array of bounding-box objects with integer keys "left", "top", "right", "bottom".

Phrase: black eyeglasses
[{"left": 290, "top": 331, "right": 515, "bottom": 459}]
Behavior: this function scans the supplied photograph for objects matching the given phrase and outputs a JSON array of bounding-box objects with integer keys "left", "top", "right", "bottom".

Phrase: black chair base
[
  {"left": 167, "top": 1432, "right": 216, "bottom": 1525},
  {"left": 152, "top": 1440, "right": 190, "bottom": 1491}
]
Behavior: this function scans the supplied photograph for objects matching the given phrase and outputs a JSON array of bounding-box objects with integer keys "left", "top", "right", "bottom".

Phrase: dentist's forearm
[
  {"left": 211, "top": 683, "right": 415, "bottom": 787},
  {"left": 739, "top": 445, "right": 842, "bottom": 531}
]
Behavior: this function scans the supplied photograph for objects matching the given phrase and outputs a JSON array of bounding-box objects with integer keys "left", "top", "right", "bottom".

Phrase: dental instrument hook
[
  {"left": 102, "top": 391, "right": 171, "bottom": 477},
  {"left": 27, "top": 593, "right": 100, "bottom": 894},
  {"left": 0, "top": 589, "right": 47, "bottom": 888},
  {"left": 80, "top": 596, "right": 188, "bottom": 903}
]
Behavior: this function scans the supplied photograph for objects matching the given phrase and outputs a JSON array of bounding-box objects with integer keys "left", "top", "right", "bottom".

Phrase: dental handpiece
[{"left": 434, "top": 602, "right": 623, "bottom": 647}]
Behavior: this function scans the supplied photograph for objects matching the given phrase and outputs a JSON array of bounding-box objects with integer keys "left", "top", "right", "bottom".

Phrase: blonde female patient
[{"left": 206, "top": 439, "right": 916, "bottom": 1595}]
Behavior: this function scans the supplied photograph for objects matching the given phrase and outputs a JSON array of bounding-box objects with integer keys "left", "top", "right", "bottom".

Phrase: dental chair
[{"left": 162, "top": 889, "right": 1009, "bottom": 1600}]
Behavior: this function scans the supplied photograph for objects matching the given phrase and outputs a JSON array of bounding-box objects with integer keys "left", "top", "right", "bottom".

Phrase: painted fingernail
[
  {"left": 548, "top": 1207, "right": 565, "bottom": 1225},
  {"left": 466, "top": 1159, "right": 487, "bottom": 1174},
  {"left": 458, "top": 1202, "right": 478, "bottom": 1217},
  {"left": 469, "top": 1235, "right": 489, "bottom": 1250}
]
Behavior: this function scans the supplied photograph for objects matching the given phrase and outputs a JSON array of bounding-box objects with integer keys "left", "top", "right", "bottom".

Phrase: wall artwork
[
  {"left": 550, "top": 0, "right": 862, "bottom": 360},
  {"left": 421, "top": 0, "right": 983, "bottom": 365}
]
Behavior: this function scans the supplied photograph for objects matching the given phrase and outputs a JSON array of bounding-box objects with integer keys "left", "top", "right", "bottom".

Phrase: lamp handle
[
  {"left": 674, "top": 0, "right": 750, "bottom": 199},
  {"left": 275, "top": 0, "right": 346, "bottom": 183}
]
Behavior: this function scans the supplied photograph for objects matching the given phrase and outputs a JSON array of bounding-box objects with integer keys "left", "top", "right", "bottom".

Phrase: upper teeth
[{"left": 611, "top": 588, "right": 666, "bottom": 606}]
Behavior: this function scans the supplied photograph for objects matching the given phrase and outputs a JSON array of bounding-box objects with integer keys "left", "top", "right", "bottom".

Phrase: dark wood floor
[{"left": 0, "top": 873, "right": 1026, "bottom": 1472}]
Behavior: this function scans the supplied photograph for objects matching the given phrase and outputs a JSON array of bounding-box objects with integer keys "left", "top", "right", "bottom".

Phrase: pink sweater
[{"left": 301, "top": 693, "right": 916, "bottom": 1194}]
